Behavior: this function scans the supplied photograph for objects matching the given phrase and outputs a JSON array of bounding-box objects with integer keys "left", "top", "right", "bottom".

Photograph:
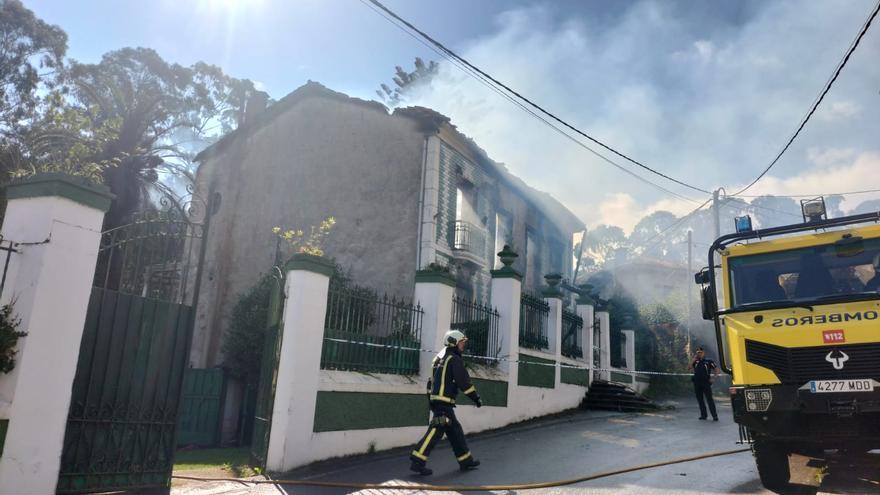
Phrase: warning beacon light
[
  {"left": 734, "top": 215, "right": 753, "bottom": 233},
  {"left": 801, "top": 197, "right": 827, "bottom": 223}
]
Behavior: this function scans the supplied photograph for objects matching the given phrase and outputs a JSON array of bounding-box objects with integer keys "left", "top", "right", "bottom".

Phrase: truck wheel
[{"left": 754, "top": 441, "right": 790, "bottom": 489}]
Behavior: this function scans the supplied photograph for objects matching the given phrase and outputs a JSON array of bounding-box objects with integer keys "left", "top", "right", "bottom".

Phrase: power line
[
  {"left": 730, "top": 0, "right": 880, "bottom": 197},
  {"left": 359, "top": 0, "right": 701, "bottom": 204},
  {"left": 735, "top": 188, "right": 880, "bottom": 198},
  {"left": 363, "top": 0, "right": 712, "bottom": 196},
  {"left": 724, "top": 196, "right": 802, "bottom": 219}
]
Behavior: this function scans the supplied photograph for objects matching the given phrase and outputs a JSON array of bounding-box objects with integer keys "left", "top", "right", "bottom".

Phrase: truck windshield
[{"left": 728, "top": 237, "right": 880, "bottom": 308}]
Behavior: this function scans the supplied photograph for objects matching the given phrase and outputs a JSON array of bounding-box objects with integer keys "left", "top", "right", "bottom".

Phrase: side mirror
[
  {"left": 700, "top": 286, "right": 717, "bottom": 320},
  {"left": 694, "top": 269, "right": 710, "bottom": 285}
]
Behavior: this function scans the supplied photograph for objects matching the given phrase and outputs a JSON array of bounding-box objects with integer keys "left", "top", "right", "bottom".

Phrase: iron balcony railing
[
  {"left": 561, "top": 309, "right": 584, "bottom": 359},
  {"left": 452, "top": 220, "right": 487, "bottom": 259},
  {"left": 321, "top": 281, "right": 424, "bottom": 375},
  {"left": 451, "top": 296, "right": 500, "bottom": 361},
  {"left": 519, "top": 292, "right": 549, "bottom": 350}
]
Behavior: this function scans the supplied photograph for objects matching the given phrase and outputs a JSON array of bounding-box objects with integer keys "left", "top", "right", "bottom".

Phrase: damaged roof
[{"left": 195, "top": 81, "right": 584, "bottom": 234}]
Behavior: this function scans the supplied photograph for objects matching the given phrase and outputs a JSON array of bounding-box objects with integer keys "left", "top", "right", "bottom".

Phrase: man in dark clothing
[
  {"left": 409, "top": 330, "right": 482, "bottom": 476},
  {"left": 689, "top": 347, "right": 719, "bottom": 421}
]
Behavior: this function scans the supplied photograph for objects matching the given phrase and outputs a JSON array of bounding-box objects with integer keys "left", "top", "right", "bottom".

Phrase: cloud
[
  {"left": 594, "top": 193, "right": 697, "bottom": 234},
  {"left": 806, "top": 147, "right": 857, "bottom": 167},
  {"left": 819, "top": 100, "right": 861, "bottom": 121},
  {"left": 596, "top": 193, "right": 641, "bottom": 233},
  {"left": 402, "top": 1, "right": 879, "bottom": 233},
  {"left": 731, "top": 151, "right": 880, "bottom": 213}
]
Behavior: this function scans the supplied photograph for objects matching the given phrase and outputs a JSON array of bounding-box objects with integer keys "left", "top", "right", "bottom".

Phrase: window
[
  {"left": 728, "top": 236, "right": 880, "bottom": 308},
  {"left": 494, "top": 212, "right": 512, "bottom": 269},
  {"left": 525, "top": 230, "right": 540, "bottom": 289}
]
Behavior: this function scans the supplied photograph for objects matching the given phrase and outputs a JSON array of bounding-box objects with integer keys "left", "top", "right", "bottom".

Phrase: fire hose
[{"left": 172, "top": 447, "right": 751, "bottom": 491}]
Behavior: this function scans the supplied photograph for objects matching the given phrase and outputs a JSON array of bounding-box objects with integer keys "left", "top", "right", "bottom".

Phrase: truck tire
[{"left": 754, "top": 440, "right": 790, "bottom": 489}]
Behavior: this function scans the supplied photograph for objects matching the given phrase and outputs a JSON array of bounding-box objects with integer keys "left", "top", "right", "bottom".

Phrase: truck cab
[{"left": 696, "top": 200, "right": 880, "bottom": 489}]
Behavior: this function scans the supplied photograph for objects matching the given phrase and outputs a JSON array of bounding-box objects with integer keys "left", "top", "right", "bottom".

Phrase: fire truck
[{"left": 695, "top": 198, "right": 880, "bottom": 488}]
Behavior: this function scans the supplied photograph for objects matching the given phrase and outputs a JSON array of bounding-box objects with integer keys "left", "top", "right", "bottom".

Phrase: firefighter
[{"left": 409, "top": 330, "right": 482, "bottom": 476}]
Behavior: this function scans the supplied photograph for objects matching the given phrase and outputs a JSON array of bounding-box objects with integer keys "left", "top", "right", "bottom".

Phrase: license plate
[{"left": 809, "top": 379, "right": 874, "bottom": 393}]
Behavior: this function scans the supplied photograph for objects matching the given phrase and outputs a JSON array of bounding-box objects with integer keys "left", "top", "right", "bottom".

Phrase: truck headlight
[{"left": 744, "top": 388, "right": 772, "bottom": 412}]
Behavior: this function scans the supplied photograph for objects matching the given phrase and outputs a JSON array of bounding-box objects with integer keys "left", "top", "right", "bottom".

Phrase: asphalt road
[{"left": 173, "top": 397, "right": 880, "bottom": 495}]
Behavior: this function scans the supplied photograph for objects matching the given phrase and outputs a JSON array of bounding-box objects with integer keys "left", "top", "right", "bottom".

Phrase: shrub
[{"left": 0, "top": 304, "right": 26, "bottom": 374}]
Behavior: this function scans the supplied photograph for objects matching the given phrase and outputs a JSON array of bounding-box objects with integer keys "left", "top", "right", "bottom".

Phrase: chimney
[{"left": 240, "top": 91, "right": 269, "bottom": 127}]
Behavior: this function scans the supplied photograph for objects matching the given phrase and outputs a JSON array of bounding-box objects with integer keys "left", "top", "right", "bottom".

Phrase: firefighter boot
[
  {"left": 459, "top": 457, "right": 481, "bottom": 472},
  {"left": 410, "top": 460, "right": 433, "bottom": 476}
]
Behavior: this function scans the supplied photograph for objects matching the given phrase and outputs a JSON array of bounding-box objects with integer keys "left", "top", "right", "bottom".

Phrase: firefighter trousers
[
  {"left": 410, "top": 405, "right": 473, "bottom": 466},
  {"left": 694, "top": 381, "right": 717, "bottom": 419}
]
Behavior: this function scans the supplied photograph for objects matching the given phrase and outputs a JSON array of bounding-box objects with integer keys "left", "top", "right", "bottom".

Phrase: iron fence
[
  {"left": 519, "top": 292, "right": 549, "bottom": 349},
  {"left": 561, "top": 309, "right": 583, "bottom": 359},
  {"left": 321, "top": 281, "right": 424, "bottom": 375},
  {"left": 451, "top": 296, "right": 500, "bottom": 360}
]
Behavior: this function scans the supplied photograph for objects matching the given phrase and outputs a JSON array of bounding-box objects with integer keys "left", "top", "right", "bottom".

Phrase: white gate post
[
  {"left": 596, "top": 310, "right": 611, "bottom": 381},
  {"left": 576, "top": 296, "right": 595, "bottom": 384},
  {"left": 489, "top": 246, "right": 522, "bottom": 394},
  {"left": 542, "top": 275, "right": 563, "bottom": 387},
  {"left": 0, "top": 174, "right": 112, "bottom": 495},
  {"left": 265, "top": 254, "right": 333, "bottom": 472},
  {"left": 414, "top": 270, "right": 455, "bottom": 379},
  {"left": 622, "top": 329, "right": 636, "bottom": 387}
]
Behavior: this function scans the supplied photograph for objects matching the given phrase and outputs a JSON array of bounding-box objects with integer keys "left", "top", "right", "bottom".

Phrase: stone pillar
[
  {"left": 542, "top": 274, "right": 563, "bottom": 386},
  {"left": 622, "top": 329, "right": 636, "bottom": 386},
  {"left": 265, "top": 254, "right": 333, "bottom": 472},
  {"left": 576, "top": 299, "right": 595, "bottom": 383},
  {"left": 418, "top": 136, "right": 442, "bottom": 268},
  {"left": 596, "top": 311, "right": 611, "bottom": 381},
  {"left": 490, "top": 246, "right": 522, "bottom": 386},
  {"left": 414, "top": 270, "right": 456, "bottom": 378},
  {"left": 0, "top": 174, "right": 112, "bottom": 495}
]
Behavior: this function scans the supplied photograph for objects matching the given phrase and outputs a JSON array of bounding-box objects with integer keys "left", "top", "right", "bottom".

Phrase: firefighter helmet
[{"left": 444, "top": 330, "right": 468, "bottom": 347}]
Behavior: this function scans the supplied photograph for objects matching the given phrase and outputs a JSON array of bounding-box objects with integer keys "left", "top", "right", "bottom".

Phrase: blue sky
[{"left": 25, "top": 0, "right": 880, "bottom": 231}]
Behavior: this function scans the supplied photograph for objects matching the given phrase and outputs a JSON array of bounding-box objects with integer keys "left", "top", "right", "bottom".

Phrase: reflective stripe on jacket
[{"left": 426, "top": 347, "right": 479, "bottom": 405}]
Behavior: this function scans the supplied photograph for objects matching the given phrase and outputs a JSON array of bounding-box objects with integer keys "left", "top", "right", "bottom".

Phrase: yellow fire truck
[{"left": 695, "top": 198, "right": 880, "bottom": 488}]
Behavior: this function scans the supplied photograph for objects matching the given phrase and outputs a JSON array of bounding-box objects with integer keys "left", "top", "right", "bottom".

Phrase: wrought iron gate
[
  {"left": 249, "top": 267, "right": 285, "bottom": 470},
  {"left": 57, "top": 205, "right": 210, "bottom": 494}
]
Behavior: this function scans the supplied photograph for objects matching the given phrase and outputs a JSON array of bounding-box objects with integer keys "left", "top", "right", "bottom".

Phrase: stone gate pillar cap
[{"left": 6, "top": 173, "right": 114, "bottom": 212}]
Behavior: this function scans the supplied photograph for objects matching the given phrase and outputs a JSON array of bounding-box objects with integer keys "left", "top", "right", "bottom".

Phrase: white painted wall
[
  {"left": 414, "top": 278, "right": 453, "bottom": 380},
  {"left": 545, "top": 297, "right": 563, "bottom": 387},
  {"left": 265, "top": 265, "right": 331, "bottom": 472},
  {"left": 265, "top": 269, "right": 629, "bottom": 472},
  {"left": 577, "top": 304, "right": 595, "bottom": 383},
  {"left": 0, "top": 194, "right": 106, "bottom": 495}
]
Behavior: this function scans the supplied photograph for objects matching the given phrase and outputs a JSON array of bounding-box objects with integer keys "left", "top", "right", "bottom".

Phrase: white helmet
[{"left": 444, "top": 330, "right": 468, "bottom": 347}]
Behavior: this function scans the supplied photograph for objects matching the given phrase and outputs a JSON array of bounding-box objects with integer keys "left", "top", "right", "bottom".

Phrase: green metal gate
[
  {"left": 249, "top": 267, "right": 285, "bottom": 470},
  {"left": 57, "top": 205, "right": 210, "bottom": 494},
  {"left": 176, "top": 368, "right": 225, "bottom": 447}
]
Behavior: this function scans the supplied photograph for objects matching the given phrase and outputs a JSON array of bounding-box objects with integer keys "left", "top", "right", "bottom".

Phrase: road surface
[{"left": 172, "top": 397, "right": 880, "bottom": 494}]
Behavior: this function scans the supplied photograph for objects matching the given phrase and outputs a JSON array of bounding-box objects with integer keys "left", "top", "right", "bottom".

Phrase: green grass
[{"left": 174, "top": 447, "right": 259, "bottom": 477}]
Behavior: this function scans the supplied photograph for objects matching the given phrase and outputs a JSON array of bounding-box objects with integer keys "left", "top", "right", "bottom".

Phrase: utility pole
[
  {"left": 712, "top": 188, "right": 721, "bottom": 240},
  {"left": 686, "top": 229, "right": 693, "bottom": 352}
]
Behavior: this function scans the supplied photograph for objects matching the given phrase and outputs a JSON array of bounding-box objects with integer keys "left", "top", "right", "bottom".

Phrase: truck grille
[{"left": 745, "top": 340, "right": 880, "bottom": 384}]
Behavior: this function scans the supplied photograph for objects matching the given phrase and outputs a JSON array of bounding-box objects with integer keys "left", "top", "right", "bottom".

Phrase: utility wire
[
  {"left": 735, "top": 188, "right": 880, "bottom": 198},
  {"left": 725, "top": 196, "right": 801, "bottom": 219},
  {"left": 359, "top": 0, "right": 701, "bottom": 203},
  {"left": 363, "top": 0, "right": 712, "bottom": 196},
  {"left": 730, "top": 0, "right": 880, "bottom": 197}
]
